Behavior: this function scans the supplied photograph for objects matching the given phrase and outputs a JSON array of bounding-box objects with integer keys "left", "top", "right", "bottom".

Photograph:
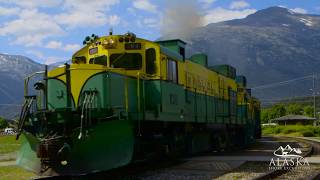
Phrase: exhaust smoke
[{"left": 160, "top": 0, "right": 203, "bottom": 39}]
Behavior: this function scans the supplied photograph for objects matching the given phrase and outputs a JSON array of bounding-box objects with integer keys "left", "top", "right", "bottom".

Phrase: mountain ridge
[
  {"left": 181, "top": 6, "right": 320, "bottom": 99},
  {"left": 0, "top": 53, "right": 43, "bottom": 119},
  {"left": 0, "top": 53, "right": 43, "bottom": 103}
]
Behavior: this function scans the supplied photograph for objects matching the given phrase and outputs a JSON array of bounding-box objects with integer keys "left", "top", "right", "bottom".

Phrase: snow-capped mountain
[
  {"left": 162, "top": 6, "right": 320, "bottom": 100},
  {"left": 0, "top": 54, "right": 43, "bottom": 119}
]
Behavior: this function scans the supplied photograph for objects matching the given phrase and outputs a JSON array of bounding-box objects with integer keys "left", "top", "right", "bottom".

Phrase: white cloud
[
  {"left": 277, "top": 5, "right": 287, "bottom": 8},
  {"left": 27, "top": 49, "right": 68, "bottom": 64},
  {"left": 54, "top": 0, "right": 120, "bottom": 29},
  {"left": 54, "top": 11, "right": 108, "bottom": 29},
  {"left": 199, "top": 0, "right": 216, "bottom": 4},
  {"left": 133, "top": 0, "right": 157, "bottom": 13},
  {"left": 26, "top": 49, "right": 44, "bottom": 59},
  {"left": 143, "top": 18, "right": 158, "bottom": 28},
  {"left": 45, "top": 41, "right": 62, "bottom": 49},
  {"left": 63, "top": 44, "right": 81, "bottom": 52},
  {"left": 62, "top": 0, "right": 119, "bottom": 12},
  {"left": 0, "top": 1, "right": 120, "bottom": 49},
  {"left": 0, "top": 9, "right": 64, "bottom": 47},
  {"left": 198, "top": 0, "right": 216, "bottom": 9},
  {"left": 290, "top": 8, "right": 307, "bottom": 14},
  {"left": 229, "top": 1, "right": 250, "bottom": 10},
  {"left": 0, "top": 0, "right": 122, "bottom": 63},
  {"left": 14, "top": 35, "right": 45, "bottom": 47},
  {"left": 0, "top": 6, "right": 20, "bottom": 16},
  {"left": 108, "top": 15, "right": 121, "bottom": 26},
  {"left": 45, "top": 41, "right": 81, "bottom": 52},
  {"left": 202, "top": 7, "right": 256, "bottom": 25},
  {"left": 0, "top": 0, "right": 62, "bottom": 8}
]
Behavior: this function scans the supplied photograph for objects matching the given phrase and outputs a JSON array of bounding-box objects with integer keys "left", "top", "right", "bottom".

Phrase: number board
[
  {"left": 125, "top": 43, "right": 141, "bottom": 50},
  {"left": 89, "top": 47, "right": 98, "bottom": 55}
]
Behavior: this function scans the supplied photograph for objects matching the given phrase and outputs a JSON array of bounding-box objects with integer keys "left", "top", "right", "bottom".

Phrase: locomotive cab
[{"left": 71, "top": 33, "right": 161, "bottom": 78}]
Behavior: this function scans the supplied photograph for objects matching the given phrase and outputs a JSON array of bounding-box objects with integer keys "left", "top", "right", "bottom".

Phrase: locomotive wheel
[
  {"left": 167, "top": 133, "right": 185, "bottom": 158},
  {"left": 217, "top": 131, "right": 229, "bottom": 151}
]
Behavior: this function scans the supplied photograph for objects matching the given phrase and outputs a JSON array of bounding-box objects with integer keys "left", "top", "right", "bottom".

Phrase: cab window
[
  {"left": 110, "top": 53, "right": 142, "bottom": 70},
  {"left": 146, "top": 48, "right": 156, "bottom": 74},
  {"left": 74, "top": 56, "right": 86, "bottom": 64},
  {"left": 89, "top": 55, "right": 107, "bottom": 66},
  {"left": 167, "top": 59, "right": 178, "bottom": 83}
]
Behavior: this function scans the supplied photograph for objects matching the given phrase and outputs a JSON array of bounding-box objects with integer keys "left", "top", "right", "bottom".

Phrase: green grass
[
  {"left": 262, "top": 125, "right": 320, "bottom": 137},
  {"left": 0, "top": 166, "right": 37, "bottom": 180},
  {"left": 0, "top": 135, "right": 21, "bottom": 154},
  {"left": 0, "top": 136, "right": 37, "bottom": 179}
]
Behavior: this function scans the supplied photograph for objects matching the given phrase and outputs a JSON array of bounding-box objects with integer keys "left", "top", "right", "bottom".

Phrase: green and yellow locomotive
[{"left": 16, "top": 32, "right": 261, "bottom": 175}]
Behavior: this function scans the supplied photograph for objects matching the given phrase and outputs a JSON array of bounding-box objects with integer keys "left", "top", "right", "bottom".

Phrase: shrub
[
  {"left": 273, "top": 126, "right": 281, "bottom": 134},
  {"left": 262, "top": 125, "right": 318, "bottom": 137},
  {"left": 302, "top": 130, "right": 314, "bottom": 137},
  {"left": 0, "top": 117, "right": 8, "bottom": 129},
  {"left": 282, "top": 128, "right": 295, "bottom": 134},
  {"left": 313, "top": 128, "right": 320, "bottom": 136}
]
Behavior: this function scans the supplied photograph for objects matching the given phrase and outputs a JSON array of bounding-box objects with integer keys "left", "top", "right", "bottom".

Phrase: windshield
[
  {"left": 110, "top": 53, "right": 142, "bottom": 70},
  {"left": 89, "top": 55, "right": 107, "bottom": 66}
]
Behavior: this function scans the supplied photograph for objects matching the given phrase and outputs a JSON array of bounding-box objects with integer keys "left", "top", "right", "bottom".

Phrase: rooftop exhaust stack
[
  {"left": 156, "top": 39, "right": 186, "bottom": 60},
  {"left": 190, "top": 54, "right": 208, "bottom": 67}
]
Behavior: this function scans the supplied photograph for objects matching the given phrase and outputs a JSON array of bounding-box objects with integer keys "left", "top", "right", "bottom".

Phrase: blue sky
[{"left": 0, "top": 0, "right": 319, "bottom": 64}]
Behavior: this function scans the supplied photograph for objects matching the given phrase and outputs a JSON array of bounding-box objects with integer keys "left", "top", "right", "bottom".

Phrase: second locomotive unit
[{"left": 16, "top": 32, "right": 261, "bottom": 175}]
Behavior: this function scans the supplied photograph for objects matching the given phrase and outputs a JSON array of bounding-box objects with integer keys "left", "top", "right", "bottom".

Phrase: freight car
[{"left": 16, "top": 32, "right": 261, "bottom": 176}]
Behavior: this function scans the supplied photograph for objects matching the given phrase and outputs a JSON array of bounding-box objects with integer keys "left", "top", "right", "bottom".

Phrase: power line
[
  {"left": 262, "top": 100, "right": 315, "bottom": 103},
  {"left": 251, "top": 75, "right": 314, "bottom": 90},
  {"left": 0, "top": 104, "right": 22, "bottom": 106},
  {"left": 259, "top": 94, "right": 316, "bottom": 101}
]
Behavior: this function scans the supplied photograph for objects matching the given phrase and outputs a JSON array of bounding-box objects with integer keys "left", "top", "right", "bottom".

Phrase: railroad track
[
  {"left": 253, "top": 163, "right": 320, "bottom": 180},
  {"left": 251, "top": 137, "right": 320, "bottom": 180},
  {"left": 34, "top": 136, "right": 320, "bottom": 180},
  {"left": 33, "top": 157, "right": 183, "bottom": 180}
]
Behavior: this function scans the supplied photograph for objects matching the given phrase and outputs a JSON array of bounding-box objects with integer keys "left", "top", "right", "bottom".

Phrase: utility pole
[{"left": 313, "top": 73, "right": 316, "bottom": 118}]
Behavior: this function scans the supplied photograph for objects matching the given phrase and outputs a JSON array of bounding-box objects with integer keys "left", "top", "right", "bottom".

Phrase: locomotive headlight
[
  {"left": 102, "top": 38, "right": 117, "bottom": 49},
  {"left": 124, "top": 32, "right": 136, "bottom": 42}
]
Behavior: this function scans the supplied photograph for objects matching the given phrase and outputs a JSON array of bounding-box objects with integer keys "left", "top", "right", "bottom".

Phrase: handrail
[
  {"left": 24, "top": 71, "right": 45, "bottom": 96},
  {"left": 137, "top": 72, "right": 141, "bottom": 112},
  {"left": 136, "top": 72, "right": 143, "bottom": 136},
  {"left": 16, "top": 97, "right": 35, "bottom": 140},
  {"left": 124, "top": 77, "right": 129, "bottom": 113}
]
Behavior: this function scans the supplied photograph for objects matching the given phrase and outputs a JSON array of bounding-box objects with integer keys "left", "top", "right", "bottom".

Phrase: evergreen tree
[{"left": 0, "top": 117, "right": 8, "bottom": 129}]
